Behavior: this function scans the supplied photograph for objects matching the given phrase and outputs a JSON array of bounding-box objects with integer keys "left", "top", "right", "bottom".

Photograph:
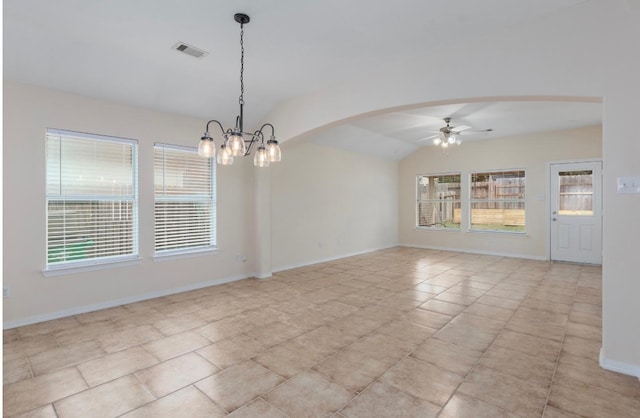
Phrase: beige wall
[
  {"left": 399, "top": 126, "right": 602, "bottom": 258},
  {"left": 2, "top": 81, "right": 257, "bottom": 326},
  {"left": 271, "top": 140, "right": 399, "bottom": 271}
]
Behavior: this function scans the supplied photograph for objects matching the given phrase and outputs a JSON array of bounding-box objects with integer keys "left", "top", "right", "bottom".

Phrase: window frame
[
  {"left": 415, "top": 172, "right": 462, "bottom": 230},
  {"left": 153, "top": 143, "right": 217, "bottom": 258},
  {"left": 469, "top": 169, "right": 526, "bottom": 234},
  {"left": 44, "top": 128, "right": 139, "bottom": 272}
]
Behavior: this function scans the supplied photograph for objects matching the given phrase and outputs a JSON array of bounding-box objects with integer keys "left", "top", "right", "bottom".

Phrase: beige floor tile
[
  {"left": 77, "top": 346, "right": 158, "bottom": 387},
  {"left": 142, "top": 330, "right": 211, "bottom": 361},
  {"left": 560, "top": 335, "right": 600, "bottom": 360},
  {"left": 227, "top": 399, "right": 288, "bottom": 418},
  {"left": 555, "top": 353, "right": 640, "bottom": 398},
  {"left": 447, "top": 285, "right": 488, "bottom": 298},
  {"left": 152, "top": 313, "right": 208, "bottom": 336},
  {"left": 458, "top": 366, "right": 548, "bottom": 417},
  {"left": 478, "top": 346, "right": 556, "bottom": 386},
  {"left": 195, "top": 317, "right": 247, "bottom": 342},
  {"left": 291, "top": 326, "right": 357, "bottom": 357},
  {"left": 548, "top": 376, "right": 640, "bottom": 417},
  {"left": 197, "top": 334, "right": 267, "bottom": 369},
  {"left": 120, "top": 385, "right": 226, "bottom": 418},
  {"left": 4, "top": 335, "right": 59, "bottom": 361},
  {"left": 53, "top": 321, "right": 117, "bottom": 346},
  {"left": 492, "top": 329, "right": 561, "bottom": 362},
  {"left": 380, "top": 356, "right": 463, "bottom": 406},
  {"left": 565, "top": 322, "right": 601, "bottom": 342},
  {"left": 340, "top": 380, "right": 440, "bottom": 418},
  {"left": 264, "top": 370, "right": 355, "bottom": 417},
  {"left": 543, "top": 406, "right": 584, "bottom": 417},
  {"left": 29, "top": 340, "right": 105, "bottom": 376},
  {"left": 475, "top": 295, "right": 521, "bottom": 309},
  {"left": 376, "top": 319, "right": 436, "bottom": 345},
  {"left": 54, "top": 375, "right": 154, "bottom": 418},
  {"left": 17, "top": 317, "right": 81, "bottom": 339},
  {"left": 347, "top": 333, "right": 416, "bottom": 364},
  {"left": 463, "top": 302, "right": 515, "bottom": 321},
  {"left": 4, "top": 329, "right": 21, "bottom": 343},
  {"left": 448, "top": 312, "right": 506, "bottom": 334},
  {"left": 433, "top": 323, "right": 496, "bottom": 352},
  {"left": 411, "top": 338, "right": 483, "bottom": 376},
  {"left": 521, "top": 297, "right": 572, "bottom": 315},
  {"left": 253, "top": 341, "right": 325, "bottom": 378},
  {"left": 74, "top": 306, "right": 130, "bottom": 324},
  {"left": 136, "top": 352, "right": 219, "bottom": 397},
  {"left": 439, "top": 393, "right": 521, "bottom": 418},
  {"left": 404, "top": 308, "right": 453, "bottom": 330},
  {"left": 393, "top": 289, "right": 435, "bottom": 302},
  {"left": 3, "top": 367, "right": 88, "bottom": 416},
  {"left": 96, "top": 324, "right": 164, "bottom": 353},
  {"left": 11, "top": 403, "right": 58, "bottom": 418},
  {"left": 505, "top": 317, "right": 566, "bottom": 342},
  {"left": 419, "top": 299, "right": 467, "bottom": 316},
  {"left": 196, "top": 360, "right": 284, "bottom": 412},
  {"left": 244, "top": 320, "right": 305, "bottom": 347},
  {"left": 313, "top": 349, "right": 390, "bottom": 392},
  {"left": 434, "top": 291, "right": 478, "bottom": 306},
  {"left": 3, "top": 357, "right": 33, "bottom": 385}
]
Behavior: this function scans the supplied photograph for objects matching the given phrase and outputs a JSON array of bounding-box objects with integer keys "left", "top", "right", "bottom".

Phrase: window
[
  {"left": 558, "top": 170, "right": 593, "bottom": 216},
  {"left": 470, "top": 170, "right": 525, "bottom": 232},
  {"left": 416, "top": 174, "right": 461, "bottom": 229},
  {"left": 154, "top": 143, "right": 216, "bottom": 255},
  {"left": 46, "top": 129, "right": 138, "bottom": 269}
]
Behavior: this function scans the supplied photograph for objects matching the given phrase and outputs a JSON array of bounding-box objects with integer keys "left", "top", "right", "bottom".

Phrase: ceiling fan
[{"left": 419, "top": 117, "right": 493, "bottom": 148}]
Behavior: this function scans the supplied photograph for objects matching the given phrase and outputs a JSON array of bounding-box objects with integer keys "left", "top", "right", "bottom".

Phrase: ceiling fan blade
[
  {"left": 451, "top": 125, "right": 471, "bottom": 133},
  {"left": 458, "top": 128, "right": 493, "bottom": 135},
  {"left": 417, "top": 134, "right": 440, "bottom": 142}
]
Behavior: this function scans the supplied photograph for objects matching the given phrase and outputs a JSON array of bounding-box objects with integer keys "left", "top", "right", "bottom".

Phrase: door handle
[{"left": 552, "top": 218, "right": 557, "bottom": 221}]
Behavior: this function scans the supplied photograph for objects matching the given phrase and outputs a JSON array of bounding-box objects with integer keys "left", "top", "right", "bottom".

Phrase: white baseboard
[
  {"left": 399, "top": 244, "right": 547, "bottom": 261},
  {"left": 3, "top": 273, "right": 254, "bottom": 330},
  {"left": 600, "top": 348, "right": 640, "bottom": 378},
  {"left": 273, "top": 244, "right": 399, "bottom": 273}
]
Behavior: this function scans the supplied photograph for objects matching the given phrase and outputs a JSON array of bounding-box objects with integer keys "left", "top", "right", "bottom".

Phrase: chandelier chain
[{"left": 239, "top": 23, "right": 245, "bottom": 105}]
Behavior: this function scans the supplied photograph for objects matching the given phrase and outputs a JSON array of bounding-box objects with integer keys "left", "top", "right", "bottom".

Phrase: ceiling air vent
[{"left": 172, "top": 42, "right": 208, "bottom": 59}]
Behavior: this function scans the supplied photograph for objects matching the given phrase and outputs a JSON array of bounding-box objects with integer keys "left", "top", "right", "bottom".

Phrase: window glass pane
[
  {"left": 417, "top": 174, "right": 461, "bottom": 229},
  {"left": 154, "top": 144, "right": 216, "bottom": 254},
  {"left": 470, "top": 170, "right": 525, "bottom": 232},
  {"left": 46, "top": 130, "right": 138, "bottom": 268},
  {"left": 558, "top": 170, "right": 593, "bottom": 215}
]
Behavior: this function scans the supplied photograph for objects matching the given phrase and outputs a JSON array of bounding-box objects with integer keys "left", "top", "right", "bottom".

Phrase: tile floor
[{"left": 4, "top": 247, "right": 640, "bottom": 417}]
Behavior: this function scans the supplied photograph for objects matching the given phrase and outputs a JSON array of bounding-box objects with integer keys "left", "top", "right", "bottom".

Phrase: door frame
[{"left": 545, "top": 158, "right": 603, "bottom": 263}]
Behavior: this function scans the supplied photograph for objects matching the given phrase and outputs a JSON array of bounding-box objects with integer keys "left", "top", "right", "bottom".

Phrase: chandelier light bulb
[
  {"left": 228, "top": 132, "right": 246, "bottom": 157},
  {"left": 254, "top": 145, "right": 270, "bottom": 167},
  {"left": 198, "top": 134, "right": 215, "bottom": 158},
  {"left": 433, "top": 137, "right": 442, "bottom": 145},
  {"left": 448, "top": 134, "right": 456, "bottom": 144},
  {"left": 217, "top": 144, "right": 234, "bottom": 165},
  {"left": 266, "top": 137, "right": 281, "bottom": 162}
]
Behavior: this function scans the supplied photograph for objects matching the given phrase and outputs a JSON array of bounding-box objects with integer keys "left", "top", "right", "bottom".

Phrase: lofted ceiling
[{"left": 4, "top": 0, "right": 599, "bottom": 156}]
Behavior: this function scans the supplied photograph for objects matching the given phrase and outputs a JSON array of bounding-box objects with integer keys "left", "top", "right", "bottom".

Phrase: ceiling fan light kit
[
  {"left": 426, "top": 117, "right": 492, "bottom": 149},
  {"left": 198, "top": 13, "right": 282, "bottom": 167}
]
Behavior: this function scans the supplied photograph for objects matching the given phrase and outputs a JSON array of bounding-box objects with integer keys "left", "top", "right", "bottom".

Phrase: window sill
[
  {"left": 415, "top": 226, "right": 461, "bottom": 232},
  {"left": 153, "top": 247, "right": 218, "bottom": 262},
  {"left": 42, "top": 257, "right": 142, "bottom": 277},
  {"left": 467, "top": 229, "right": 527, "bottom": 236}
]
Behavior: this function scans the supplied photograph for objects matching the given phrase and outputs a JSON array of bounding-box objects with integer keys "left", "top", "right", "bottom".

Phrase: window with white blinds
[
  {"left": 154, "top": 143, "right": 216, "bottom": 255},
  {"left": 46, "top": 129, "right": 138, "bottom": 269}
]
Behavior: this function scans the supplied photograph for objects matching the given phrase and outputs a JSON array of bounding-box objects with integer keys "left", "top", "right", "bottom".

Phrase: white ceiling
[{"left": 4, "top": 0, "right": 599, "bottom": 157}]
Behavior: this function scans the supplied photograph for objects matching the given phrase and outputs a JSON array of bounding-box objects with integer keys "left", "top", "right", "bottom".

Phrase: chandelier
[
  {"left": 433, "top": 118, "right": 462, "bottom": 148},
  {"left": 198, "top": 13, "right": 281, "bottom": 167}
]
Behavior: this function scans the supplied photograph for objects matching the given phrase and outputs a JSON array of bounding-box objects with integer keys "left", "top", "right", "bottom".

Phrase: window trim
[
  {"left": 153, "top": 142, "right": 217, "bottom": 258},
  {"left": 44, "top": 128, "right": 139, "bottom": 272},
  {"left": 468, "top": 169, "right": 526, "bottom": 234}
]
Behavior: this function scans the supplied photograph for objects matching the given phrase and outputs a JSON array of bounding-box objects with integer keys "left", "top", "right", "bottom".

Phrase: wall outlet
[{"left": 3, "top": 287, "right": 9, "bottom": 298}]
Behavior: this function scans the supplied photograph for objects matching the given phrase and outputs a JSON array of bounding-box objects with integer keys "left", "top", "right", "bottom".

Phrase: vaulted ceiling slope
[{"left": 4, "top": 0, "right": 589, "bottom": 132}]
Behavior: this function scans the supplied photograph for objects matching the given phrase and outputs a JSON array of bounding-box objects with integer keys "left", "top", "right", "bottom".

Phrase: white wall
[
  {"left": 400, "top": 126, "right": 602, "bottom": 258},
  {"left": 2, "top": 81, "right": 257, "bottom": 326},
  {"left": 271, "top": 140, "right": 398, "bottom": 271},
  {"left": 261, "top": 0, "right": 640, "bottom": 375}
]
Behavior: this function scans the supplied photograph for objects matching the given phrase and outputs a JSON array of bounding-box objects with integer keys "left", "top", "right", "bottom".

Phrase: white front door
[{"left": 550, "top": 161, "right": 602, "bottom": 264}]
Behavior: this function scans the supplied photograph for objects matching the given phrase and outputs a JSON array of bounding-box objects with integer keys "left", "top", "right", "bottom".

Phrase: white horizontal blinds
[
  {"left": 416, "top": 174, "right": 461, "bottom": 229},
  {"left": 154, "top": 143, "right": 216, "bottom": 254},
  {"left": 46, "top": 129, "right": 138, "bottom": 267},
  {"left": 470, "top": 170, "right": 526, "bottom": 232}
]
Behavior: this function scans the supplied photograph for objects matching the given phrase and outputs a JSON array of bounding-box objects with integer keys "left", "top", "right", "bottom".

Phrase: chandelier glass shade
[{"left": 198, "top": 13, "right": 281, "bottom": 167}]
